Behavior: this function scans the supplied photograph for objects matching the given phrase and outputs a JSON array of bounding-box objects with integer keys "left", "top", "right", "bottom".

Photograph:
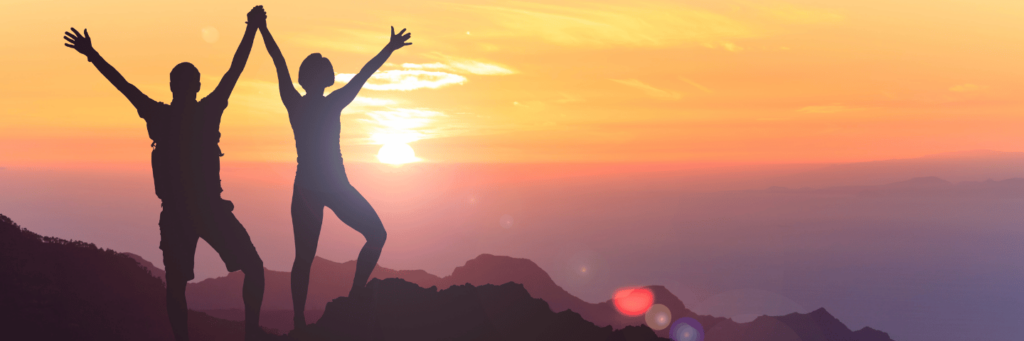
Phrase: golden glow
[
  {"left": 376, "top": 142, "right": 419, "bottom": 165},
  {"left": 2, "top": 0, "right": 1024, "bottom": 167}
]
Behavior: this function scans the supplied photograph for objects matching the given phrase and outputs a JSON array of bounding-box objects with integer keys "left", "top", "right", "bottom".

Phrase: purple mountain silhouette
[{"left": 183, "top": 253, "right": 892, "bottom": 340}]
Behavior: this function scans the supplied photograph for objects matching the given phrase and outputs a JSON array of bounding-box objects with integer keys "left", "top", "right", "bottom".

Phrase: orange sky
[{"left": 2, "top": 0, "right": 1023, "bottom": 166}]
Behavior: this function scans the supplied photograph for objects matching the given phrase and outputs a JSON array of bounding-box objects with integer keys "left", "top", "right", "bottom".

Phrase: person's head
[
  {"left": 170, "top": 62, "right": 201, "bottom": 97},
  {"left": 298, "top": 53, "right": 335, "bottom": 91}
]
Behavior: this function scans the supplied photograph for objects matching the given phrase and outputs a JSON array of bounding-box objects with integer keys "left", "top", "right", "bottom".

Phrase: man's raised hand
[
  {"left": 247, "top": 5, "right": 267, "bottom": 27},
  {"left": 387, "top": 26, "right": 412, "bottom": 51},
  {"left": 64, "top": 28, "right": 95, "bottom": 57}
]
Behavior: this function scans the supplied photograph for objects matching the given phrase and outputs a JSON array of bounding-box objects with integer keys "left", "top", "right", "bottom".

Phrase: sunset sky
[
  {"left": 2, "top": 0, "right": 1023, "bottom": 166},
  {"left": 3, "top": 2, "right": 1024, "bottom": 341}
]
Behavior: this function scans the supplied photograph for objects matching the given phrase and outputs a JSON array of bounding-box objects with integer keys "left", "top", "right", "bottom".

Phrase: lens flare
[
  {"left": 499, "top": 214, "right": 514, "bottom": 228},
  {"left": 670, "top": 317, "right": 704, "bottom": 341},
  {"left": 201, "top": 27, "right": 219, "bottom": 43},
  {"left": 645, "top": 304, "right": 672, "bottom": 330},
  {"left": 613, "top": 287, "right": 654, "bottom": 317}
]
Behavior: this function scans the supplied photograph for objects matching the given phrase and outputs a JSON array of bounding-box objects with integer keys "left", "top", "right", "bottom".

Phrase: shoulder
[
  {"left": 199, "top": 95, "right": 229, "bottom": 112},
  {"left": 138, "top": 101, "right": 169, "bottom": 120}
]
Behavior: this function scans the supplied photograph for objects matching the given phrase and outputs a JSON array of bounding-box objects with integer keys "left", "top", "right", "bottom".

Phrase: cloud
[
  {"left": 352, "top": 97, "right": 398, "bottom": 107},
  {"left": 949, "top": 83, "right": 986, "bottom": 93},
  {"left": 797, "top": 105, "right": 861, "bottom": 114},
  {"left": 294, "top": 28, "right": 388, "bottom": 54},
  {"left": 454, "top": 2, "right": 753, "bottom": 47},
  {"left": 336, "top": 70, "right": 467, "bottom": 91},
  {"left": 410, "top": 53, "right": 517, "bottom": 75},
  {"left": 342, "top": 97, "right": 401, "bottom": 114},
  {"left": 702, "top": 41, "right": 744, "bottom": 52},
  {"left": 611, "top": 79, "right": 681, "bottom": 100},
  {"left": 764, "top": 4, "right": 844, "bottom": 24},
  {"left": 356, "top": 108, "right": 450, "bottom": 145},
  {"left": 401, "top": 62, "right": 451, "bottom": 70},
  {"left": 680, "top": 78, "right": 713, "bottom": 94},
  {"left": 553, "top": 93, "right": 585, "bottom": 104},
  {"left": 721, "top": 42, "right": 744, "bottom": 52}
]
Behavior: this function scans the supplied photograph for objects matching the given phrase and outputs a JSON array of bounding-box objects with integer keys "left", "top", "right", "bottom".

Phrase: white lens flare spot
[
  {"left": 201, "top": 27, "right": 219, "bottom": 43},
  {"left": 376, "top": 143, "right": 419, "bottom": 165},
  {"left": 645, "top": 304, "right": 672, "bottom": 331},
  {"left": 499, "top": 214, "right": 514, "bottom": 228}
]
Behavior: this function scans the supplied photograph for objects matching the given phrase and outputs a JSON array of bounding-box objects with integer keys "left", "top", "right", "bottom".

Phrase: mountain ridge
[{"left": 183, "top": 253, "right": 893, "bottom": 340}]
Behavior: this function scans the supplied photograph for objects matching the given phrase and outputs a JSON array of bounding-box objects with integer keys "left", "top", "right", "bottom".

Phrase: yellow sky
[{"left": 2, "top": 0, "right": 1023, "bottom": 166}]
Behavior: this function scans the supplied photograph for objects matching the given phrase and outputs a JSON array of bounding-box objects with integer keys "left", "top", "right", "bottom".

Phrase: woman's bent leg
[{"left": 325, "top": 184, "right": 386, "bottom": 297}]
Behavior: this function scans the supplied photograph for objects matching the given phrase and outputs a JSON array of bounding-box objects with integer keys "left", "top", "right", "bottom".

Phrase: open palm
[
  {"left": 64, "top": 28, "right": 94, "bottom": 56},
  {"left": 388, "top": 26, "right": 412, "bottom": 50}
]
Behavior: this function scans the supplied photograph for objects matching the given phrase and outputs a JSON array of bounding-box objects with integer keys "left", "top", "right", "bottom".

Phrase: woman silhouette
[{"left": 256, "top": 14, "right": 411, "bottom": 328}]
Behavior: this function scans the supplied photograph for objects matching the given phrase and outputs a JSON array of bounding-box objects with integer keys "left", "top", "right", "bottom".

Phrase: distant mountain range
[
  {"left": 760, "top": 150, "right": 1024, "bottom": 189},
  {"left": 0, "top": 214, "right": 661, "bottom": 340},
  {"left": 179, "top": 253, "right": 894, "bottom": 341},
  {"left": 2, "top": 210, "right": 895, "bottom": 340},
  {"left": 760, "top": 177, "right": 1024, "bottom": 196}
]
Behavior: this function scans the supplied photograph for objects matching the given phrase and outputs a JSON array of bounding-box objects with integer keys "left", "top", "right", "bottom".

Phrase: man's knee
[{"left": 240, "top": 255, "right": 264, "bottom": 276}]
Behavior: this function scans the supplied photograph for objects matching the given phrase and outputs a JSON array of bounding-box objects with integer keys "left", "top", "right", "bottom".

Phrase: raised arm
[
  {"left": 206, "top": 6, "right": 265, "bottom": 104},
  {"left": 64, "top": 28, "right": 155, "bottom": 113},
  {"left": 327, "top": 26, "right": 412, "bottom": 109},
  {"left": 258, "top": 19, "right": 300, "bottom": 107}
]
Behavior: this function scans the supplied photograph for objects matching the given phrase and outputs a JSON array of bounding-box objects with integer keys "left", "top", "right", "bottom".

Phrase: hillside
[
  {"left": 295, "top": 278, "right": 668, "bottom": 341},
  {"left": 0, "top": 215, "right": 669, "bottom": 340},
  {"left": 0, "top": 214, "right": 248, "bottom": 341}
]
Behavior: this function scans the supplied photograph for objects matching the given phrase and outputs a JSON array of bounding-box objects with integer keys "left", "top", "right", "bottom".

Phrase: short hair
[
  {"left": 298, "top": 53, "right": 335, "bottom": 90},
  {"left": 170, "top": 62, "right": 200, "bottom": 94}
]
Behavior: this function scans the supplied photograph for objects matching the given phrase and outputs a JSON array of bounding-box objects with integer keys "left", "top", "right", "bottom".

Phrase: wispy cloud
[
  {"left": 357, "top": 108, "right": 446, "bottom": 145},
  {"left": 797, "top": 105, "right": 861, "bottom": 114},
  {"left": 336, "top": 70, "right": 467, "bottom": 91},
  {"left": 763, "top": 4, "right": 844, "bottom": 24},
  {"left": 294, "top": 28, "right": 388, "bottom": 54},
  {"left": 455, "top": 2, "right": 753, "bottom": 47},
  {"left": 409, "top": 53, "right": 517, "bottom": 75},
  {"left": 401, "top": 62, "right": 451, "bottom": 70},
  {"left": 681, "top": 78, "right": 713, "bottom": 94},
  {"left": 701, "top": 41, "right": 744, "bottom": 52},
  {"left": 611, "top": 79, "right": 681, "bottom": 100}
]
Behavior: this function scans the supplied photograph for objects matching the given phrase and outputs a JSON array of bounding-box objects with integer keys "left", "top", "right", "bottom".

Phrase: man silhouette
[{"left": 65, "top": 6, "right": 267, "bottom": 341}]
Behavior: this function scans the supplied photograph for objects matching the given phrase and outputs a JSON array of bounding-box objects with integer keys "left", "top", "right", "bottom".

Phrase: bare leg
[
  {"left": 291, "top": 186, "right": 324, "bottom": 328},
  {"left": 326, "top": 184, "right": 387, "bottom": 296},
  {"left": 351, "top": 238, "right": 385, "bottom": 296},
  {"left": 242, "top": 265, "right": 265, "bottom": 340},
  {"left": 166, "top": 274, "right": 190, "bottom": 341}
]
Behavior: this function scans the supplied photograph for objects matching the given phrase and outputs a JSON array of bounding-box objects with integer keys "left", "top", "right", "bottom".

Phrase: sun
[{"left": 377, "top": 142, "right": 420, "bottom": 165}]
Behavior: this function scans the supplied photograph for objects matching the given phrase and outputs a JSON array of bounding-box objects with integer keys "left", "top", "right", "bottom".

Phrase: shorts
[{"left": 159, "top": 199, "right": 262, "bottom": 281}]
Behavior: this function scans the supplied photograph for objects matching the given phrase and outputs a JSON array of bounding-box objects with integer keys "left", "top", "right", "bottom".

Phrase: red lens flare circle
[{"left": 613, "top": 287, "right": 654, "bottom": 317}]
